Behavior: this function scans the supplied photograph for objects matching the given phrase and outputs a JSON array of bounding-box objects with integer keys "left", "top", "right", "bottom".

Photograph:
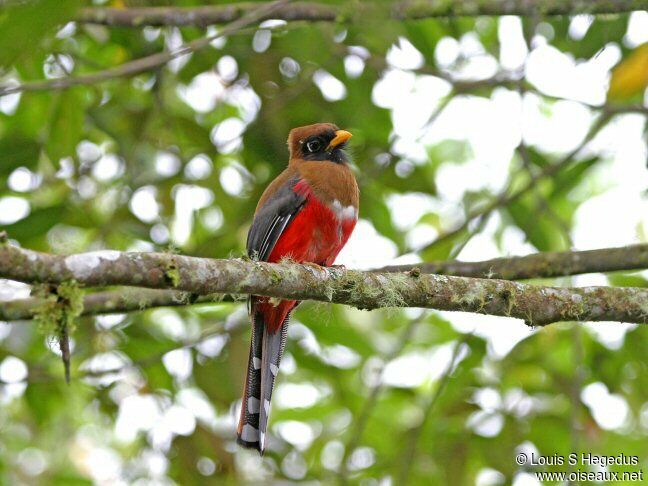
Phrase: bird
[{"left": 237, "top": 123, "right": 359, "bottom": 453}]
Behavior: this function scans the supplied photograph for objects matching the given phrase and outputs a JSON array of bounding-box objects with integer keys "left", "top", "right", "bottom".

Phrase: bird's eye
[{"left": 306, "top": 140, "right": 322, "bottom": 153}]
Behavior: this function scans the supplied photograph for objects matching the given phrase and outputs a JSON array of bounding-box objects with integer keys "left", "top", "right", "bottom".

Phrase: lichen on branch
[
  {"left": 32, "top": 281, "right": 84, "bottom": 383},
  {"left": 1, "top": 244, "right": 647, "bottom": 326}
]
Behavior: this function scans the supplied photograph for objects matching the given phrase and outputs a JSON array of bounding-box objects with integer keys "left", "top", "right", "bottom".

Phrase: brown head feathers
[
  {"left": 288, "top": 123, "right": 338, "bottom": 158},
  {"left": 287, "top": 123, "right": 352, "bottom": 164},
  {"left": 282, "top": 123, "right": 358, "bottom": 208}
]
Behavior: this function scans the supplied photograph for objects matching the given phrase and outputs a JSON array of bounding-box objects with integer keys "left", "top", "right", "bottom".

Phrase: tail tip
[
  {"left": 236, "top": 424, "right": 266, "bottom": 455},
  {"left": 236, "top": 436, "right": 265, "bottom": 455}
]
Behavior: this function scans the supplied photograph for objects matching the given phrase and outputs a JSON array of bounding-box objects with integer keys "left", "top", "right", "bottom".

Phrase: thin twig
[
  {"left": 0, "top": 0, "right": 289, "bottom": 98},
  {"left": 419, "top": 91, "right": 454, "bottom": 138},
  {"left": 516, "top": 143, "right": 576, "bottom": 245},
  {"left": 568, "top": 324, "right": 585, "bottom": 483},
  {"left": 338, "top": 318, "right": 421, "bottom": 483},
  {"left": 416, "top": 111, "right": 611, "bottom": 254},
  {"left": 59, "top": 324, "right": 71, "bottom": 384},
  {"left": 397, "top": 335, "right": 470, "bottom": 484}
]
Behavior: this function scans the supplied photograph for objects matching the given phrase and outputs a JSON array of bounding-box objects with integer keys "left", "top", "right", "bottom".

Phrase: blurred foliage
[{"left": 0, "top": 1, "right": 647, "bottom": 484}]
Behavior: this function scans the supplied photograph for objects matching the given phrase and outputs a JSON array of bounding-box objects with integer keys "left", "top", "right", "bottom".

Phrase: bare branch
[
  {"left": 78, "top": 2, "right": 335, "bottom": 28},
  {"left": 378, "top": 244, "right": 648, "bottom": 280},
  {"left": 1, "top": 244, "right": 647, "bottom": 325},
  {"left": 76, "top": 1, "right": 648, "bottom": 28},
  {"left": 0, "top": 288, "right": 237, "bottom": 321},
  {"left": 602, "top": 103, "right": 648, "bottom": 116}
]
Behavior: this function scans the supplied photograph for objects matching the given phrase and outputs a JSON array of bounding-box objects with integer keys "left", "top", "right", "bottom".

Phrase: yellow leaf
[{"left": 607, "top": 42, "right": 648, "bottom": 102}]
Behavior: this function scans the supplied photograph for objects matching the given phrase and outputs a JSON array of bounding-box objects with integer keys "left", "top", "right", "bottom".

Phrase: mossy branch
[
  {"left": 0, "top": 288, "right": 238, "bottom": 321},
  {"left": 1, "top": 244, "right": 647, "bottom": 326},
  {"left": 76, "top": 1, "right": 648, "bottom": 28}
]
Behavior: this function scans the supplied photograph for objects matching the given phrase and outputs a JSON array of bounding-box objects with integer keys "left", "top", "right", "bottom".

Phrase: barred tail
[
  {"left": 237, "top": 308, "right": 290, "bottom": 454},
  {"left": 236, "top": 311, "right": 264, "bottom": 450}
]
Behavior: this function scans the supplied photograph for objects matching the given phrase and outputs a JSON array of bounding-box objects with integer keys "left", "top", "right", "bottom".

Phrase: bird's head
[{"left": 287, "top": 123, "right": 352, "bottom": 164}]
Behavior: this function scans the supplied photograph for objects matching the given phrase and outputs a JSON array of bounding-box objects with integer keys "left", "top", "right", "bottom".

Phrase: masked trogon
[{"left": 237, "top": 123, "right": 359, "bottom": 453}]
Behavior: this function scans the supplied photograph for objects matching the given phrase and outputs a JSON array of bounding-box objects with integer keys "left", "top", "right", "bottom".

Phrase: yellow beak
[{"left": 326, "top": 130, "right": 352, "bottom": 151}]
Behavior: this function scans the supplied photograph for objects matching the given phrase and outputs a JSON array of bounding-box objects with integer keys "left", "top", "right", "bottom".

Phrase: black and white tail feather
[
  {"left": 238, "top": 175, "right": 304, "bottom": 453},
  {"left": 237, "top": 306, "right": 290, "bottom": 453}
]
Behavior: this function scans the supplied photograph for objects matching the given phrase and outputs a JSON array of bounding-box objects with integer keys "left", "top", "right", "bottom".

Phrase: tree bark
[
  {"left": 76, "top": 1, "right": 648, "bottom": 28},
  {"left": 2, "top": 244, "right": 646, "bottom": 320},
  {"left": 377, "top": 244, "right": 648, "bottom": 280},
  {"left": 1, "top": 244, "right": 647, "bottom": 326}
]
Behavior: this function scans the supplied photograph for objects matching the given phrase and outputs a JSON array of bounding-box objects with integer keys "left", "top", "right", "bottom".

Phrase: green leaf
[
  {"left": 0, "top": 135, "right": 40, "bottom": 173},
  {"left": 3, "top": 205, "right": 64, "bottom": 241},
  {"left": 0, "top": 0, "right": 80, "bottom": 68},
  {"left": 507, "top": 197, "right": 568, "bottom": 251},
  {"left": 45, "top": 89, "right": 88, "bottom": 162},
  {"left": 607, "top": 272, "right": 648, "bottom": 288}
]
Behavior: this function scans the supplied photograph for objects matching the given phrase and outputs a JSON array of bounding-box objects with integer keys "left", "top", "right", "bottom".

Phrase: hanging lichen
[{"left": 33, "top": 281, "right": 84, "bottom": 384}]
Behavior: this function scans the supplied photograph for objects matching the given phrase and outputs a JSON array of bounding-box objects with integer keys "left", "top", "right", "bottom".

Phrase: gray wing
[{"left": 246, "top": 177, "right": 306, "bottom": 261}]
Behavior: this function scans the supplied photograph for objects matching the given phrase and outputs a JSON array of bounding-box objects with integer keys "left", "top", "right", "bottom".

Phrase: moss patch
[
  {"left": 34, "top": 281, "right": 84, "bottom": 336},
  {"left": 33, "top": 281, "right": 84, "bottom": 383},
  {"left": 164, "top": 258, "right": 181, "bottom": 287},
  {"left": 333, "top": 271, "right": 408, "bottom": 310}
]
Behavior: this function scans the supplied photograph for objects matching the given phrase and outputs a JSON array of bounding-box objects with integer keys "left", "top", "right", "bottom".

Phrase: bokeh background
[{"left": 0, "top": 0, "right": 647, "bottom": 484}]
